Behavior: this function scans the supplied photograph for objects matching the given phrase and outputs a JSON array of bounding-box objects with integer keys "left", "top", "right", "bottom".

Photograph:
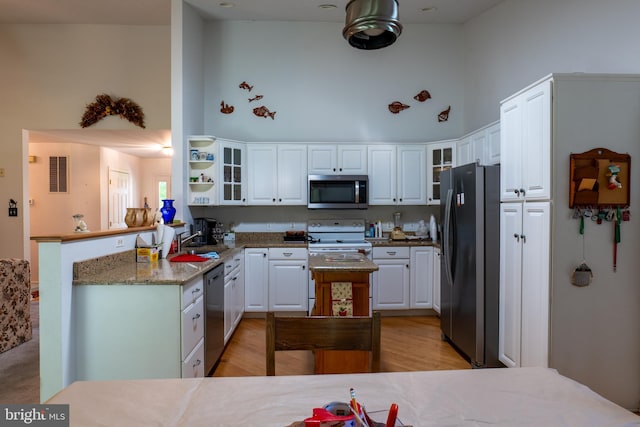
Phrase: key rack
[{"left": 569, "top": 148, "right": 631, "bottom": 208}]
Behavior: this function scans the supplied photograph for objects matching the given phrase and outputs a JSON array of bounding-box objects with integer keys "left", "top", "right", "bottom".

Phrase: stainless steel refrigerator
[{"left": 440, "top": 163, "right": 502, "bottom": 368}]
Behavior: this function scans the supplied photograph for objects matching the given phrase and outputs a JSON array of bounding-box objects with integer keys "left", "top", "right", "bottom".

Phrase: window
[{"left": 49, "top": 156, "right": 68, "bottom": 193}]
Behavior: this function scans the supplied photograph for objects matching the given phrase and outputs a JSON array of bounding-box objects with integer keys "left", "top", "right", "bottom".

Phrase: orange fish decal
[
  {"left": 388, "top": 101, "right": 410, "bottom": 114},
  {"left": 239, "top": 81, "right": 253, "bottom": 91},
  {"left": 248, "top": 95, "right": 263, "bottom": 103},
  {"left": 414, "top": 90, "right": 432, "bottom": 102},
  {"left": 438, "top": 106, "right": 451, "bottom": 122},
  {"left": 253, "top": 105, "right": 276, "bottom": 120},
  {"left": 220, "top": 101, "right": 234, "bottom": 114}
]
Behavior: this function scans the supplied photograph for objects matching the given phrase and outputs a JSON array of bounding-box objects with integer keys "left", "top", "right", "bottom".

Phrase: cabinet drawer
[
  {"left": 268, "top": 247, "right": 307, "bottom": 260},
  {"left": 182, "top": 338, "right": 205, "bottom": 378},
  {"left": 373, "top": 247, "right": 410, "bottom": 259},
  {"left": 224, "top": 252, "right": 242, "bottom": 276},
  {"left": 182, "top": 295, "right": 204, "bottom": 360},
  {"left": 182, "top": 277, "right": 204, "bottom": 309}
]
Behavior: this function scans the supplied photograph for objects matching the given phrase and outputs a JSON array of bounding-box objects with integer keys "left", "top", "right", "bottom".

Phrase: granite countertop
[
  {"left": 368, "top": 237, "right": 439, "bottom": 248},
  {"left": 73, "top": 246, "right": 243, "bottom": 286},
  {"left": 308, "top": 253, "right": 379, "bottom": 272}
]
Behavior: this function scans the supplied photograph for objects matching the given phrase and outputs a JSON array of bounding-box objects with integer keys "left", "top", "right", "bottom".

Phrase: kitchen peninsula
[{"left": 308, "top": 253, "right": 378, "bottom": 374}]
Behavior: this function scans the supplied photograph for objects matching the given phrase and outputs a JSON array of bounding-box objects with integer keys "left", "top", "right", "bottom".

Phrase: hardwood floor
[{"left": 212, "top": 315, "right": 470, "bottom": 377}]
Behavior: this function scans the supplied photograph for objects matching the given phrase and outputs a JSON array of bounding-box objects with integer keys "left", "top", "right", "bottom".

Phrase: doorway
[{"left": 108, "top": 169, "right": 131, "bottom": 229}]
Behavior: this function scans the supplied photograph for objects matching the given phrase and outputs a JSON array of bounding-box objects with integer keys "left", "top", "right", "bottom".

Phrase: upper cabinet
[
  {"left": 426, "top": 141, "right": 455, "bottom": 205},
  {"left": 367, "top": 144, "right": 426, "bottom": 205},
  {"left": 307, "top": 144, "right": 367, "bottom": 175},
  {"left": 219, "top": 140, "right": 247, "bottom": 205},
  {"left": 247, "top": 144, "right": 307, "bottom": 205},
  {"left": 456, "top": 121, "right": 500, "bottom": 167},
  {"left": 500, "top": 79, "right": 551, "bottom": 202}
]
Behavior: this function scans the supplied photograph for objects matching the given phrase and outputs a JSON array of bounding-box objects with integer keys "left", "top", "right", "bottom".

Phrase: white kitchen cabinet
[
  {"left": 224, "top": 252, "right": 244, "bottom": 344},
  {"left": 458, "top": 121, "right": 501, "bottom": 167},
  {"left": 247, "top": 144, "right": 307, "bottom": 205},
  {"left": 456, "top": 136, "right": 473, "bottom": 166},
  {"left": 426, "top": 141, "right": 455, "bottom": 205},
  {"left": 308, "top": 144, "right": 367, "bottom": 175},
  {"left": 74, "top": 276, "right": 205, "bottom": 380},
  {"left": 500, "top": 78, "right": 551, "bottom": 202},
  {"left": 368, "top": 145, "right": 426, "bottom": 205},
  {"left": 219, "top": 139, "right": 247, "bottom": 205},
  {"left": 410, "top": 246, "right": 433, "bottom": 308},
  {"left": 244, "top": 248, "right": 269, "bottom": 312},
  {"left": 372, "top": 247, "right": 410, "bottom": 309},
  {"left": 432, "top": 247, "right": 441, "bottom": 314},
  {"left": 268, "top": 248, "right": 308, "bottom": 311},
  {"left": 485, "top": 122, "right": 501, "bottom": 165},
  {"left": 187, "top": 136, "right": 217, "bottom": 206},
  {"left": 499, "top": 202, "right": 550, "bottom": 368}
]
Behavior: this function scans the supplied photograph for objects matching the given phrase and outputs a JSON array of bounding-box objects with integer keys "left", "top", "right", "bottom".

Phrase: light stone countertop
[{"left": 308, "top": 253, "right": 379, "bottom": 272}]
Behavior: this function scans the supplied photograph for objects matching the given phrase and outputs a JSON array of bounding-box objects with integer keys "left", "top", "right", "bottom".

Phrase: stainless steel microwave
[{"left": 308, "top": 175, "right": 368, "bottom": 209}]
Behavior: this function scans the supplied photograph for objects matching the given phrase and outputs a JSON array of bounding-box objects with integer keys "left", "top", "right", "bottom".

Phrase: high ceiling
[
  {"left": 4, "top": 0, "right": 504, "bottom": 157},
  {"left": 0, "top": 0, "right": 504, "bottom": 26}
]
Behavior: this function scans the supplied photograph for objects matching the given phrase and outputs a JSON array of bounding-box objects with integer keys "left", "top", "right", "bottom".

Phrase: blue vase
[{"left": 160, "top": 199, "right": 176, "bottom": 224}]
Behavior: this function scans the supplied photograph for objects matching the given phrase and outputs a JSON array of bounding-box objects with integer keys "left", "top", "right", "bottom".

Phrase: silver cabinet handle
[
  {"left": 192, "top": 288, "right": 201, "bottom": 294},
  {"left": 386, "top": 251, "right": 396, "bottom": 256},
  {"left": 193, "top": 359, "right": 201, "bottom": 368},
  {"left": 192, "top": 313, "right": 201, "bottom": 320},
  {"left": 283, "top": 252, "right": 292, "bottom": 257}
]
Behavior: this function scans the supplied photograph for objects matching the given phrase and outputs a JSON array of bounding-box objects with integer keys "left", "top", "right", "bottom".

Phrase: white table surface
[{"left": 47, "top": 367, "right": 639, "bottom": 426}]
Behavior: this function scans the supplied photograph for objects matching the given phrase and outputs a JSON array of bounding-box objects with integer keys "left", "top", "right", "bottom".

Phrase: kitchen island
[{"left": 308, "top": 253, "right": 379, "bottom": 374}]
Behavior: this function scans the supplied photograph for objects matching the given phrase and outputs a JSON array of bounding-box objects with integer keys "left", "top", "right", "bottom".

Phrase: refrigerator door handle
[{"left": 443, "top": 188, "right": 454, "bottom": 288}]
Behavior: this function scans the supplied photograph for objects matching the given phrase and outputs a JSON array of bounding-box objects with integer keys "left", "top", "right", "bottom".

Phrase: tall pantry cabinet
[
  {"left": 498, "top": 76, "right": 552, "bottom": 368},
  {"left": 498, "top": 74, "right": 640, "bottom": 411}
]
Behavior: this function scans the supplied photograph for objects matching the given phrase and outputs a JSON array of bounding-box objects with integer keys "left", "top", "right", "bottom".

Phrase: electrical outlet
[
  {"left": 115, "top": 238, "right": 125, "bottom": 248},
  {"left": 8, "top": 207, "right": 17, "bottom": 217}
]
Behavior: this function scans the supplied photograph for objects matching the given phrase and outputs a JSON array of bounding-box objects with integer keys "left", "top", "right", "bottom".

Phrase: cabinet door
[
  {"left": 432, "top": 248, "right": 441, "bottom": 314},
  {"left": 521, "top": 81, "right": 551, "bottom": 201},
  {"left": 486, "top": 122, "right": 501, "bottom": 165},
  {"left": 268, "top": 260, "right": 308, "bottom": 311},
  {"left": 244, "top": 249, "right": 269, "bottom": 311},
  {"left": 471, "top": 131, "right": 487, "bottom": 165},
  {"left": 307, "top": 145, "right": 337, "bottom": 174},
  {"left": 520, "top": 202, "right": 550, "bottom": 367},
  {"left": 397, "top": 145, "right": 426, "bottom": 205},
  {"left": 499, "top": 203, "right": 523, "bottom": 368},
  {"left": 231, "top": 252, "right": 244, "bottom": 329},
  {"left": 456, "top": 136, "right": 473, "bottom": 167},
  {"left": 500, "top": 96, "right": 523, "bottom": 201},
  {"left": 410, "top": 247, "right": 433, "bottom": 308},
  {"left": 427, "top": 142, "right": 455, "bottom": 205},
  {"left": 372, "top": 259, "right": 410, "bottom": 309},
  {"left": 247, "top": 144, "right": 278, "bottom": 205},
  {"left": 338, "top": 145, "right": 367, "bottom": 174},
  {"left": 367, "top": 145, "right": 396, "bottom": 205},
  {"left": 224, "top": 278, "right": 233, "bottom": 343},
  {"left": 277, "top": 145, "right": 307, "bottom": 205},
  {"left": 220, "top": 141, "right": 247, "bottom": 205}
]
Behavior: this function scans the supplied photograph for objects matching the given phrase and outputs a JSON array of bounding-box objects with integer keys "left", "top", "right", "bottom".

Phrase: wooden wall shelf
[{"left": 569, "top": 148, "right": 630, "bottom": 208}]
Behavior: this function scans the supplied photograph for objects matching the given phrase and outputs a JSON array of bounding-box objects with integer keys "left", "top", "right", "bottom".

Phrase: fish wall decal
[
  {"left": 438, "top": 106, "right": 451, "bottom": 122},
  {"left": 388, "top": 101, "right": 410, "bottom": 114},
  {"left": 414, "top": 90, "right": 432, "bottom": 102},
  {"left": 253, "top": 105, "right": 276, "bottom": 120},
  {"left": 248, "top": 95, "right": 263, "bottom": 103},
  {"left": 220, "top": 101, "right": 234, "bottom": 114},
  {"left": 239, "top": 81, "right": 253, "bottom": 91}
]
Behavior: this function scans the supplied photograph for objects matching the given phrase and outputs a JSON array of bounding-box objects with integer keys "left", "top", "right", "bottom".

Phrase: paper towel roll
[{"left": 161, "top": 225, "right": 175, "bottom": 258}]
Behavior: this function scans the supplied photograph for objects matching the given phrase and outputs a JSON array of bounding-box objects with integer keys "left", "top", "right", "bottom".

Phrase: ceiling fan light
[{"left": 343, "top": 0, "right": 402, "bottom": 50}]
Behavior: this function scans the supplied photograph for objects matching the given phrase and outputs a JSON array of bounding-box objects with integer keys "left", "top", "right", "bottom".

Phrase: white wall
[
  {"left": 463, "top": 0, "right": 640, "bottom": 131},
  {"left": 203, "top": 21, "right": 465, "bottom": 143},
  {"left": 0, "top": 24, "right": 171, "bottom": 259}
]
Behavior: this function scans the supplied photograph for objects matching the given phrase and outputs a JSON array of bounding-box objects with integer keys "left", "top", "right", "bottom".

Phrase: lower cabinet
[
  {"left": 372, "top": 247, "right": 410, "bottom": 309},
  {"left": 432, "top": 247, "right": 441, "bottom": 314},
  {"left": 224, "top": 251, "right": 244, "bottom": 344},
  {"left": 268, "top": 248, "right": 308, "bottom": 311},
  {"left": 244, "top": 248, "right": 269, "bottom": 311},
  {"left": 410, "top": 246, "right": 433, "bottom": 308},
  {"left": 74, "top": 275, "right": 205, "bottom": 380}
]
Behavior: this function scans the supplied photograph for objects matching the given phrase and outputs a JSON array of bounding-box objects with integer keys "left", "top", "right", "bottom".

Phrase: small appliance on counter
[
  {"left": 193, "top": 217, "right": 219, "bottom": 245},
  {"left": 390, "top": 211, "right": 406, "bottom": 240},
  {"left": 283, "top": 230, "right": 308, "bottom": 242}
]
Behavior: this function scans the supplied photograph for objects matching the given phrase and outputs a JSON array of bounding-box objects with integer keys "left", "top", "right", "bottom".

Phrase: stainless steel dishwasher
[{"left": 204, "top": 263, "right": 224, "bottom": 375}]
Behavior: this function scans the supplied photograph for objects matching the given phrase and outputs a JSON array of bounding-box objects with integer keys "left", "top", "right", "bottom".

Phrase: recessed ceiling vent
[{"left": 343, "top": 0, "right": 402, "bottom": 50}]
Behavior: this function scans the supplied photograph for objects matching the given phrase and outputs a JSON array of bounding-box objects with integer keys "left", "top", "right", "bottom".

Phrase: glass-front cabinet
[
  {"left": 427, "top": 141, "right": 455, "bottom": 205},
  {"left": 220, "top": 140, "right": 246, "bottom": 205}
]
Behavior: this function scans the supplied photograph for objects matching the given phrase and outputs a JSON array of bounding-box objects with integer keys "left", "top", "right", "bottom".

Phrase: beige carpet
[{"left": 0, "top": 301, "right": 40, "bottom": 403}]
